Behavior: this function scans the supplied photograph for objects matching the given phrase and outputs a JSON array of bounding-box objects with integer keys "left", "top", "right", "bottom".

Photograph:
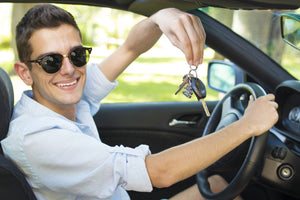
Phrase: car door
[{"left": 94, "top": 101, "right": 216, "bottom": 199}]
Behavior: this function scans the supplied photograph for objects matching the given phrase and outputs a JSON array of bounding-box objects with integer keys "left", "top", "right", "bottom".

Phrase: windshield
[{"left": 202, "top": 7, "right": 300, "bottom": 80}]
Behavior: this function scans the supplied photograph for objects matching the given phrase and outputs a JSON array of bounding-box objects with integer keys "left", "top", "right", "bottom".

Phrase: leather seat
[
  {"left": 0, "top": 67, "right": 37, "bottom": 200},
  {"left": 0, "top": 67, "right": 14, "bottom": 141}
]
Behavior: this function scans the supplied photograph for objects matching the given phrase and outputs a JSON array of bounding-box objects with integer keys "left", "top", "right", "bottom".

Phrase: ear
[{"left": 14, "top": 62, "right": 33, "bottom": 86}]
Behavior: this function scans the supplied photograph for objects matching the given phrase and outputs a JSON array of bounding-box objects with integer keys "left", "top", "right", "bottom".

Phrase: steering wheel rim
[{"left": 196, "top": 82, "right": 268, "bottom": 200}]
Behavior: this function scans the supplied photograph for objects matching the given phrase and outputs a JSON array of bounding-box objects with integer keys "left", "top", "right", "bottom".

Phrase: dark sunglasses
[{"left": 26, "top": 46, "right": 92, "bottom": 74}]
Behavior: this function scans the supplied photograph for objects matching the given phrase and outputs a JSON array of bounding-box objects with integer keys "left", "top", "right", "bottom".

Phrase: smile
[{"left": 56, "top": 79, "right": 78, "bottom": 87}]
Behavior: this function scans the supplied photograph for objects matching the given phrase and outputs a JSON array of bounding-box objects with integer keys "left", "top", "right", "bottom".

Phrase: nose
[{"left": 59, "top": 55, "right": 75, "bottom": 76}]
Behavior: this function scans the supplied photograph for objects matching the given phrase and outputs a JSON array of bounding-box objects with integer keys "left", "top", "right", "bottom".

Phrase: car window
[
  {"left": 2, "top": 4, "right": 299, "bottom": 104},
  {"left": 66, "top": 5, "right": 221, "bottom": 103},
  {"left": 204, "top": 7, "right": 300, "bottom": 80},
  {"left": 64, "top": 5, "right": 218, "bottom": 103},
  {"left": 0, "top": 3, "right": 221, "bottom": 103}
]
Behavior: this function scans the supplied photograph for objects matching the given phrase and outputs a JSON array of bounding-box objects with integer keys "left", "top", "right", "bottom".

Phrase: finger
[
  {"left": 190, "top": 16, "right": 206, "bottom": 65},
  {"left": 264, "top": 93, "right": 275, "bottom": 101},
  {"left": 245, "top": 95, "right": 254, "bottom": 110},
  {"left": 271, "top": 101, "right": 279, "bottom": 109},
  {"left": 181, "top": 15, "right": 202, "bottom": 66},
  {"left": 179, "top": 14, "right": 205, "bottom": 66},
  {"left": 158, "top": 11, "right": 205, "bottom": 66},
  {"left": 167, "top": 17, "right": 194, "bottom": 66},
  {"left": 248, "top": 95, "right": 254, "bottom": 104}
]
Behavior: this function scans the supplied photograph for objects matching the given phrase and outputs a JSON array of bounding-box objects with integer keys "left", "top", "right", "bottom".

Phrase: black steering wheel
[{"left": 196, "top": 82, "right": 269, "bottom": 200}]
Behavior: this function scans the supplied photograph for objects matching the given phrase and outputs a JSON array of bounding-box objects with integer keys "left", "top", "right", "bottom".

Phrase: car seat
[{"left": 0, "top": 67, "right": 37, "bottom": 200}]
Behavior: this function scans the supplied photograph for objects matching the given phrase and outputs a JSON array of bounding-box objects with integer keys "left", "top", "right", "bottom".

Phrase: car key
[
  {"left": 191, "top": 77, "right": 211, "bottom": 117},
  {"left": 175, "top": 74, "right": 193, "bottom": 95},
  {"left": 182, "top": 81, "right": 194, "bottom": 98},
  {"left": 175, "top": 74, "right": 189, "bottom": 95}
]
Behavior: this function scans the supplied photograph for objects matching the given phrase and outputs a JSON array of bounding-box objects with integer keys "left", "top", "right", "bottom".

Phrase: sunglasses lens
[
  {"left": 70, "top": 47, "right": 91, "bottom": 67},
  {"left": 41, "top": 54, "right": 63, "bottom": 74},
  {"left": 36, "top": 47, "right": 91, "bottom": 74}
]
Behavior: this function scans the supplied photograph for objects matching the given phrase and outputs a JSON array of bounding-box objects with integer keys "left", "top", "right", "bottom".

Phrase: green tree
[
  {"left": 232, "top": 10, "right": 285, "bottom": 63},
  {"left": 11, "top": 4, "right": 36, "bottom": 64},
  {"left": 210, "top": 8, "right": 234, "bottom": 60}
]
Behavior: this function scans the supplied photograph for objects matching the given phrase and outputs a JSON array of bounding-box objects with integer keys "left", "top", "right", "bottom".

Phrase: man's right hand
[{"left": 241, "top": 94, "right": 279, "bottom": 137}]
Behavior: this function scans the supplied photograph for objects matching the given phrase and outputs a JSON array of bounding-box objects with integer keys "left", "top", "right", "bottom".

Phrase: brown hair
[{"left": 16, "top": 4, "right": 82, "bottom": 65}]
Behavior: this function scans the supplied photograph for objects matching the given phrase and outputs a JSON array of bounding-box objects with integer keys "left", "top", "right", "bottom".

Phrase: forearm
[
  {"left": 98, "top": 7, "right": 206, "bottom": 81},
  {"left": 145, "top": 118, "right": 254, "bottom": 188},
  {"left": 123, "top": 16, "right": 162, "bottom": 55},
  {"left": 98, "top": 17, "right": 162, "bottom": 82},
  {"left": 146, "top": 94, "right": 278, "bottom": 188},
  {"left": 98, "top": 45, "right": 138, "bottom": 82}
]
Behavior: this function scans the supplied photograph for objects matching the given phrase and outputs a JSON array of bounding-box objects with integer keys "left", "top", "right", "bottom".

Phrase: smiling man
[
  {"left": 20, "top": 25, "right": 87, "bottom": 120},
  {"left": 1, "top": 4, "right": 278, "bottom": 200}
]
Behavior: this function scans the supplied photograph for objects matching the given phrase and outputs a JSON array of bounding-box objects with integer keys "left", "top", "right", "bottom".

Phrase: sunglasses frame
[{"left": 26, "top": 46, "right": 92, "bottom": 74}]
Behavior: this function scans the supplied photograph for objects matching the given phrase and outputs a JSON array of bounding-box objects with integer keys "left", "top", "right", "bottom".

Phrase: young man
[{"left": 1, "top": 4, "right": 278, "bottom": 200}]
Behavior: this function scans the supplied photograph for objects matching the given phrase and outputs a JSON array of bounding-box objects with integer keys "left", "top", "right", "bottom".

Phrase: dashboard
[
  {"left": 260, "top": 80, "right": 300, "bottom": 197},
  {"left": 283, "top": 94, "right": 300, "bottom": 138},
  {"left": 276, "top": 80, "right": 300, "bottom": 142}
]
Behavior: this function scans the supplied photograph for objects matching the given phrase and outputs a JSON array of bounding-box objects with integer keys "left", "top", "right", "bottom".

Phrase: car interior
[
  {"left": 0, "top": 67, "right": 37, "bottom": 199},
  {"left": 0, "top": 0, "right": 300, "bottom": 200}
]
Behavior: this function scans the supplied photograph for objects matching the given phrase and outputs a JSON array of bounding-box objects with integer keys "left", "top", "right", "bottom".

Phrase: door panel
[
  {"left": 93, "top": 101, "right": 217, "bottom": 199},
  {"left": 94, "top": 101, "right": 217, "bottom": 152}
]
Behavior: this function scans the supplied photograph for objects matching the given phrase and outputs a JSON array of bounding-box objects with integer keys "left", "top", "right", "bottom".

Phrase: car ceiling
[{"left": 2, "top": 0, "right": 300, "bottom": 16}]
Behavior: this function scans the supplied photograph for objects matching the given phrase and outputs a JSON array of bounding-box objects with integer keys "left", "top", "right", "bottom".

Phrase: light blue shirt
[{"left": 1, "top": 64, "right": 153, "bottom": 200}]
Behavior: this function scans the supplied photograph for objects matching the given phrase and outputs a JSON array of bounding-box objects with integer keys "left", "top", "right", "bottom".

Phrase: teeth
[{"left": 57, "top": 79, "right": 77, "bottom": 87}]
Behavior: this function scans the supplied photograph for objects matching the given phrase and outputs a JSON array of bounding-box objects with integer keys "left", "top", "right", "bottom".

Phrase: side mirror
[
  {"left": 207, "top": 60, "right": 245, "bottom": 93},
  {"left": 281, "top": 13, "right": 300, "bottom": 50}
]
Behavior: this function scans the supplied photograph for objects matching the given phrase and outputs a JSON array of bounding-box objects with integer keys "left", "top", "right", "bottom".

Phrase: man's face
[{"left": 27, "top": 24, "right": 86, "bottom": 113}]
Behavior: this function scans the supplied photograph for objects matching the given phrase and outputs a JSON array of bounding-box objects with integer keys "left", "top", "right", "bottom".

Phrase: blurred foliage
[
  {"left": 135, "top": 56, "right": 185, "bottom": 64},
  {"left": 57, "top": 5, "right": 99, "bottom": 46},
  {"left": 1, "top": 4, "right": 300, "bottom": 103},
  {"left": 57, "top": 4, "right": 143, "bottom": 48},
  {"left": 282, "top": 53, "right": 300, "bottom": 79},
  {"left": 0, "top": 36, "right": 11, "bottom": 50},
  {"left": 0, "top": 4, "right": 145, "bottom": 75},
  {"left": 0, "top": 61, "right": 14, "bottom": 75},
  {"left": 62, "top": 5, "right": 104, "bottom": 46},
  {"left": 103, "top": 72, "right": 219, "bottom": 103}
]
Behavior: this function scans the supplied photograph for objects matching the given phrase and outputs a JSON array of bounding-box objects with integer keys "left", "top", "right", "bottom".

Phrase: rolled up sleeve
[
  {"left": 83, "top": 63, "right": 118, "bottom": 115},
  {"left": 110, "top": 145, "right": 152, "bottom": 191}
]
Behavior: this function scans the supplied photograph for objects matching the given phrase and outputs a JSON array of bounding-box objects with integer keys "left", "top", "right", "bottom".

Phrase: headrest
[{"left": 0, "top": 68, "right": 14, "bottom": 141}]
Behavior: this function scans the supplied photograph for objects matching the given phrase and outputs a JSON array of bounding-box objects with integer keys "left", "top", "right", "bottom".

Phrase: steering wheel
[{"left": 196, "top": 82, "right": 269, "bottom": 200}]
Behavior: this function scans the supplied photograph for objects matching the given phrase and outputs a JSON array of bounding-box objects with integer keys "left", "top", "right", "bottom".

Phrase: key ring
[{"left": 188, "top": 65, "right": 198, "bottom": 77}]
